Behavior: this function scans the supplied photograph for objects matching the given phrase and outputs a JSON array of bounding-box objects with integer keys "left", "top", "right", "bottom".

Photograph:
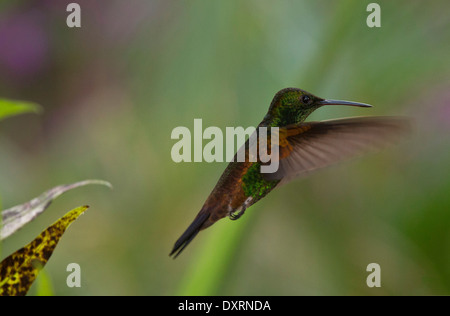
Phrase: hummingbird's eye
[{"left": 301, "top": 95, "right": 312, "bottom": 105}]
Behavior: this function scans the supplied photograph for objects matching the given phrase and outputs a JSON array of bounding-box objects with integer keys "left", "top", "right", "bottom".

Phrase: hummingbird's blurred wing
[{"left": 263, "top": 116, "right": 410, "bottom": 185}]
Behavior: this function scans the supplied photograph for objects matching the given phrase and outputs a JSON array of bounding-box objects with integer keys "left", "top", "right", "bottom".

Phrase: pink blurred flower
[{"left": 0, "top": 9, "right": 49, "bottom": 79}]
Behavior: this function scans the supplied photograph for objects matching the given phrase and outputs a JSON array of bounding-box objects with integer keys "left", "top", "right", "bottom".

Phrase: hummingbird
[{"left": 170, "top": 88, "right": 409, "bottom": 258}]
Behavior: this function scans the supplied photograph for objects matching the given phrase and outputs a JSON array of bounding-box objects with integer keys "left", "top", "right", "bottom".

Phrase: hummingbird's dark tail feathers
[{"left": 170, "top": 212, "right": 210, "bottom": 259}]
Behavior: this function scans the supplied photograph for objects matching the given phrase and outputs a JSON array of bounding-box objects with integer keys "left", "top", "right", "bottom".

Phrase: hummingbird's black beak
[{"left": 318, "top": 99, "right": 372, "bottom": 108}]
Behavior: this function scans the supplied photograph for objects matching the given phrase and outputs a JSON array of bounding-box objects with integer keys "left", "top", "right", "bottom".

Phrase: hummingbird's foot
[{"left": 230, "top": 206, "right": 247, "bottom": 221}]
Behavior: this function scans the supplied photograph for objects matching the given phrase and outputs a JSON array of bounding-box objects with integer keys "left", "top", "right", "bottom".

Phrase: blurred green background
[{"left": 1, "top": 0, "right": 450, "bottom": 295}]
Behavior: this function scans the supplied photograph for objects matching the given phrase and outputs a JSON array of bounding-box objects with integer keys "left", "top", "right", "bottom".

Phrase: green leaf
[
  {"left": 0, "top": 205, "right": 89, "bottom": 296},
  {"left": 175, "top": 218, "right": 249, "bottom": 295},
  {"left": 34, "top": 268, "right": 54, "bottom": 296},
  {"left": 0, "top": 180, "right": 112, "bottom": 240},
  {"left": 0, "top": 99, "right": 42, "bottom": 121}
]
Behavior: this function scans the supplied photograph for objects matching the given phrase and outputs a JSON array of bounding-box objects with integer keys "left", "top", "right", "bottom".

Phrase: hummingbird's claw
[{"left": 230, "top": 206, "right": 247, "bottom": 221}]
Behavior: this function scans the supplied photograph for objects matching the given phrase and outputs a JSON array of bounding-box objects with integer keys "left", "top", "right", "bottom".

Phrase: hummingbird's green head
[{"left": 263, "top": 88, "right": 372, "bottom": 127}]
